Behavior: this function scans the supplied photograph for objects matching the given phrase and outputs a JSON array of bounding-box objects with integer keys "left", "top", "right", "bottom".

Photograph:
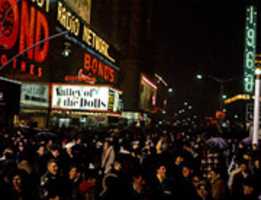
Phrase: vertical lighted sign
[{"left": 243, "top": 5, "right": 257, "bottom": 93}]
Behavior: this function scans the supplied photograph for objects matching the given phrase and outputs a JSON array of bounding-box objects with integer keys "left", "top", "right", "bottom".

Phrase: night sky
[{"left": 151, "top": 0, "right": 252, "bottom": 116}]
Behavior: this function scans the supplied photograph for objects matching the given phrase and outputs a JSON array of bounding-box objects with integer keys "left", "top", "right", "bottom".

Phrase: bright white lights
[
  {"left": 255, "top": 68, "right": 261, "bottom": 75},
  {"left": 168, "top": 88, "right": 173, "bottom": 93},
  {"left": 196, "top": 74, "right": 203, "bottom": 80}
]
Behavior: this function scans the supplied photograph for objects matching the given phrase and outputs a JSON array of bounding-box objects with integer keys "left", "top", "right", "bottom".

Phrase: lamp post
[
  {"left": 196, "top": 74, "right": 237, "bottom": 110},
  {"left": 154, "top": 73, "right": 173, "bottom": 115},
  {"left": 0, "top": 30, "right": 68, "bottom": 71},
  {"left": 252, "top": 67, "right": 261, "bottom": 146}
]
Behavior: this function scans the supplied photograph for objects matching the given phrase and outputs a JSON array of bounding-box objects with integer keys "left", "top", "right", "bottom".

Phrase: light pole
[
  {"left": 0, "top": 30, "right": 68, "bottom": 71},
  {"left": 196, "top": 74, "right": 237, "bottom": 110},
  {"left": 154, "top": 73, "right": 173, "bottom": 115},
  {"left": 252, "top": 67, "right": 261, "bottom": 146}
]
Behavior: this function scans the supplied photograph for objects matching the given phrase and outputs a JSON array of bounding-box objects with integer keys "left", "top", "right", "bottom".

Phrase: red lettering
[
  {"left": 21, "top": 61, "right": 26, "bottom": 72},
  {"left": 91, "top": 58, "right": 98, "bottom": 74},
  {"left": 0, "top": 54, "right": 8, "bottom": 66},
  {"left": 0, "top": 0, "right": 19, "bottom": 49},
  {"left": 109, "top": 68, "right": 115, "bottom": 83},
  {"left": 29, "top": 64, "right": 35, "bottom": 75},
  {"left": 38, "top": 67, "right": 43, "bottom": 78},
  {"left": 103, "top": 65, "right": 110, "bottom": 81},
  {"left": 19, "top": 0, "right": 35, "bottom": 59},
  {"left": 35, "top": 11, "right": 49, "bottom": 62},
  {"left": 82, "top": 53, "right": 117, "bottom": 84},
  {"left": 98, "top": 62, "right": 104, "bottom": 78},
  {"left": 84, "top": 53, "right": 91, "bottom": 71}
]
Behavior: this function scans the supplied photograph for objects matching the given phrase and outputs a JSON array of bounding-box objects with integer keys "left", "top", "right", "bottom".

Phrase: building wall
[{"left": 91, "top": 0, "right": 155, "bottom": 111}]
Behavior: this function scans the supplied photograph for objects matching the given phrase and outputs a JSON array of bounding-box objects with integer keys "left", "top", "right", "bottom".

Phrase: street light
[
  {"left": 196, "top": 74, "right": 203, "bottom": 80},
  {"left": 168, "top": 88, "right": 173, "bottom": 93},
  {"left": 222, "top": 94, "right": 227, "bottom": 99},
  {"left": 196, "top": 73, "right": 237, "bottom": 110},
  {"left": 0, "top": 30, "right": 68, "bottom": 71},
  {"left": 252, "top": 67, "right": 261, "bottom": 146},
  {"left": 154, "top": 73, "right": 174, "bottom": 115}
]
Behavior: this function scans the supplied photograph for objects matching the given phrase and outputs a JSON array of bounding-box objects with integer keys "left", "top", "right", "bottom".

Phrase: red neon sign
[
  {"left": 0, "top": 0, "right": 19, "bottom": 49},
  {"left": 19, "top": 0, "right": 49, "bottom": 62},
  {"left": 82, "top": 52, "right": 116, "bottom": 84},
  {"left": 0, "top": 0, "right": 49, "bottom": 79}
]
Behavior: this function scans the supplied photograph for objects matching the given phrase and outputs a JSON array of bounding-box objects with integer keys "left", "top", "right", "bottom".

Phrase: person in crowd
[
  {"left": 178, "top": 163, "right": 198, "bottom": 200},
  {"left": 79, "top": 168, "right": 97, "bottom": 200},
  {"left": 129, "top": 171, "right": 152, "bottom": 200},
  {"left": 242, "top": 177, "right": 258, "bottom": 200},
  {"left": 0, "top": 124, "right": 260, "bottom": 200},
  {"left": 101, "top": 139, "right": 115, "bottom": 174},
  {"left": 151, "top": 163, "right": 175, "bottom": 200},
  {"left": 17, "top": 159, "right": 39, "bottom": 198},
  {"left": 100, "top": 159, "right": 129, "bottom": 200},
  {"left": 34, "top": 144, "right": 48, "bottom": 177},
  {"left": 252, "top": 155, "right": 261, "bottom": 196},
  {"left": 8, "top": 171, "right": 33, "bottom": 200},
  {"left": 207, "top": 167, "right": 228, "bottom": 200},
  {"left": 64, "top": 165, "right": 82, "bottom": 200},
  {"left": 40, "top": 159, "right": 64, "bottom": 200},
  {"left": 195, "top": 181, "right": 212, "bottom": 200},
  {"left": 230, "top": 159, "right": 252, "bottom": 199}
]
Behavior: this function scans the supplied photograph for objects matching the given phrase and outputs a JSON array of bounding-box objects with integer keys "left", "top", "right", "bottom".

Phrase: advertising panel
[
  {"left": 108, "top": 88, "right": 122, "bottom": 112},
  {"left": 20, "top": 83, "right": 49, "bottom": 108},
  {"left": 52, "top": 1, "right": 119, "bottom": 85},
  {"left": 0, "top": 0, "right": 119, "bottom": 85},
  {"left": 139, "top": 75, "right": 157, "bottom": 112},
  {"left": 0, "top": 0, "right": 51, "bottom": 81},
  {"left": 52, "top": 85, "right": 109, "bottom": 111}
]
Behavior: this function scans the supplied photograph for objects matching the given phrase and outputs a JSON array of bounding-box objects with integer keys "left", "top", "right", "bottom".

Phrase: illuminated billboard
[
  {"left": 108, "top": 88, "right": 123, "bottom": 112},
  {"left": 0, "top": 0, "right": 119, "bottom": 85},
  {"left": 243, "top": 5, "right": 257, "bottom": 94},
  {"left": 0, "top": 0, "right": 51, "bottom": 81},
  {"left": 20, "top": 83, "right": 49, "bottom": 108},
  {"left": 139, "top": 75, "right": 157, "bottom": 112},
  {"left": 52, "top": 85, "right": 109, "bottom": 111},
  {"left": 51, "top": 84, "right": 122, "bottom": 112}
]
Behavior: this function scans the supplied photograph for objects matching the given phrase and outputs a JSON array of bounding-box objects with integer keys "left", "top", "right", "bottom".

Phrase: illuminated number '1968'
[{"left": 243, "top": 5, "right": 257, "bottom": 94}]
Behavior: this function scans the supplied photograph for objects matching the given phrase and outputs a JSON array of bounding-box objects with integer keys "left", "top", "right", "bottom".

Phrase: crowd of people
[{"left": 0, "top": 124, "right": 260, "bottom": 200}]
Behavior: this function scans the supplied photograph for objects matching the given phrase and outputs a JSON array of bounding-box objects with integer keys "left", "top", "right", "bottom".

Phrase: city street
[{"left": 0, "top": 0, "right": 261, "bottom": 199}]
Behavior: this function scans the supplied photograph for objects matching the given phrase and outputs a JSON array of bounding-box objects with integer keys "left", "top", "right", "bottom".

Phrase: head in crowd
[
  {"left": 50, "top": 144, "right": 61, "bottom": 158},
  {"left": 242, "top": 177, "right": 257, "bottom": 198},
  {"left": 68, "top": 165, "right": 81, "bottom": 181},
  {"left": 47, "top": 159, "right": 59, "bottom": 176},
  {"left": 181, "top": 163, "right": 193, "bottom": 178},
  {"left": 37, "top": 145, "right": 46, "bottom": 157},
  {"left": 239, "top": 159, "right": 250, "bottom": 174},
  {"left": 11, "top": 172, "right": 23, "bottom": 192},
  {"left": 156, "top": 163, "right": 167, "bottom": 182},
  {"left": 207, "top": 167, "right": 222, "bottom": 183}
]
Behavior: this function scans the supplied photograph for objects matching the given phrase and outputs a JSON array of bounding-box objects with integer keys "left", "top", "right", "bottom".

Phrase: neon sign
[
  {"left": 56, "top": 1, "right": 115, "bottom": 63},
  {"left": 57, "top": 2, "right": 80, "bottom": 37},
  {"left": 0, "top": 0, "right": 50, "bottom": 79},
  {"left": 64, "top": 52, "right": 116, "bottom": 84},
  {"left": 243, "top": 5, "right": 257, "bottom": 93}
]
